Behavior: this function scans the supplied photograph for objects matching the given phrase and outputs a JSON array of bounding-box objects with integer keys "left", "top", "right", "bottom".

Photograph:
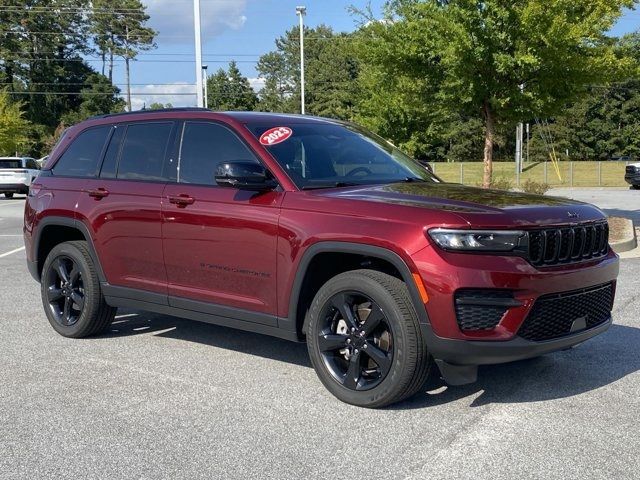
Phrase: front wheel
[
  {"left": 41, "top": 241, "right": 116, "bottom": 338},
  {"left": 306, "top": 269, "right": 432, "bottom": 408}
]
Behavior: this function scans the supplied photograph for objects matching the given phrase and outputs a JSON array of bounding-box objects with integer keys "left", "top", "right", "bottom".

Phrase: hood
[{"left": 312, "top": 182, "right": 606, "bottom": 228}]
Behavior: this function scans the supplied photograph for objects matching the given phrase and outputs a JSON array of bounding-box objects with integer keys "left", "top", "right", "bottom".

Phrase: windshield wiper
[
  {"left": 389, "top": 177, "right": 429, "bottom": 184},
  {"left": 301, "top": 182, "right": 361, "bottom": 190}
]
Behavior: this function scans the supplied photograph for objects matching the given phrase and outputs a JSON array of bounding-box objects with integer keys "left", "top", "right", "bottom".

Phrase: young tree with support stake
[{"left": 356, "top": 0, "right": 637, "bottom": 187}]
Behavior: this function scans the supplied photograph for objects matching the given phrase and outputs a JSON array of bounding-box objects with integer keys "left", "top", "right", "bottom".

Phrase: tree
[
  {"left": 206, "top": 61, "right": 258, "bottom": 111},
  {"left": 0, "top": 90, "right": 31, "bottom": 155},
  {"left": 61, "top": 73, "right": 125, "bottom": 125},
  {"left": 356, "top": 0, "right": 637, "bottom": 186},
  {"left": 256, "top": 25, "right": 359, "bottom": 119},
  {"left": 148, "top": 102, "right": 173, "bottom": 110},
  {"left": 91, "top": 0, "right": 156, "bottom": 110}
]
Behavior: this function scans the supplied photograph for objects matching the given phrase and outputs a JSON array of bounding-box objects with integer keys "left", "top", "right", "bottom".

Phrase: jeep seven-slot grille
[
  {"left": 626, "top": 165, "right": 637, "bottom": 174},
  {"left": 518, "top": 283, "right": 613, "bottom": 342},
  {"left": 527, "top": 222, "right": 609, "bottom": 267}
]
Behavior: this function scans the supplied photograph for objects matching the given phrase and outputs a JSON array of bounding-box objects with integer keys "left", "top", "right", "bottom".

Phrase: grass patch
[{"left": 430, "top": 161, "right": 630, "bottom": 187}]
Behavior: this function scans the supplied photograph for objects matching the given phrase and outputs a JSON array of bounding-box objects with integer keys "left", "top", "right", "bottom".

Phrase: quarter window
[
  {"left": 117, "top": 123, "right": 173, "bottom": 181},
  {"left": 179, "top": 122, "right": 258, "bottom": 185},
  {"left": 52, "top": 126, "right": 111, "bottom": 177}
]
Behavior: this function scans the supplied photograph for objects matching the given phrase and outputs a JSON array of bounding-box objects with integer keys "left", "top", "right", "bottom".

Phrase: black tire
[
  {"left": 4, "top": 193, "right": 14, "bottom": 198},
  {"left": 41, "top": 241, "right": 116, "bottom": 338},
  {"left": 632, "top": 185, "right": 640, "bottom": 190},
  {"left": 306, "top": 269, "right": 431, "bottom": 408}
]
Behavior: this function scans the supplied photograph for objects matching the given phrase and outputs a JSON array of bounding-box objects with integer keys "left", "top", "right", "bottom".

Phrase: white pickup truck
[{"left": 0, "top": 157, "right": 41, "bottom": 198}]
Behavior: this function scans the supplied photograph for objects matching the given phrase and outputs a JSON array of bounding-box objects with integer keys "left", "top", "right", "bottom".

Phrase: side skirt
[{"left": 103, "top": 284, "right": 300, "bottom": 343}]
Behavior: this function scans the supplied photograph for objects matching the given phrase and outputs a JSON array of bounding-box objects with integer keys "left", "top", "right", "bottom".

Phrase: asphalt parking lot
[{"left": 1, "top": 190, "right": 639, "bottom": 480}]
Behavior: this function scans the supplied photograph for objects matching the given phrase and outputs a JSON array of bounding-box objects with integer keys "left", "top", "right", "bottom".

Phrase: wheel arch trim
[
  {"left": 286, "top": 241, "right": 431, "bottom": 334},
  {"left": 32, "top": 216, "right": 106, "bottom": 283}
]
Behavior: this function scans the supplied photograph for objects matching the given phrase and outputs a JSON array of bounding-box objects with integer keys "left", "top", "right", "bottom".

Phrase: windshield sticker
[{"left": 260, "top": 127, "right": 293, "bottom": 146}]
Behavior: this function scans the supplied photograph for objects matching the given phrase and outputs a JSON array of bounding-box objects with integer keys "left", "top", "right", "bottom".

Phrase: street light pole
[
  {"left": 202, "top": 65, "right": 208, "bottom": 109},
  {"left": 296, "top": 6, "right": 306, "bottom": 115},
  {"left": 193, "top": 0, "right": 204, "bottom": 108}
]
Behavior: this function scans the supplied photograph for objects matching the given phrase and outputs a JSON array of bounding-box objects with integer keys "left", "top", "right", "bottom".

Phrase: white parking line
[{"left": 0, "top": 246, "right": 25, "bottom": 258}]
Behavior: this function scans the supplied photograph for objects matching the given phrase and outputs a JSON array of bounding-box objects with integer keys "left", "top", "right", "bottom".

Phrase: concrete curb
[
  {"left": 618, "top": 228, "right": 640, "bottom": 259},
  {"left": 610, "top": 218, "right": 637, "bottom": 254}
]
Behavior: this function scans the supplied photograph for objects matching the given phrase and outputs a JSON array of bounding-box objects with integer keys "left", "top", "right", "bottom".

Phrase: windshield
[
  {"left": 247, "top": 122, "right": 439, "bottom": 189},
  {"left": 0, "top": 159, "right": 22, "bottom": 169}
]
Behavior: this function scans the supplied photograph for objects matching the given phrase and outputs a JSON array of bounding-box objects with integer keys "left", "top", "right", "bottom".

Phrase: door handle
[
  {"left": 168, "top": 194, "right": 195, "bottom": 207},
  {"left": 87, "top": 188, "right": 109, "bottom": 199}
]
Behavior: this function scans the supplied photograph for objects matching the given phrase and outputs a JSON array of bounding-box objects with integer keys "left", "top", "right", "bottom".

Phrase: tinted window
[
  {"left": 117, "top": 123, "right": 173, "bottom": 181},
  {"left": 0, "top": 160, "right": 22, "bottom": 169},
  {"left": 52, "top": 126, "right": 111, "bottom": 177},
  {"left": 99, "top": 126, "right": 124, "bottom": 179},
  {"left": 179, "top": 122, "right": 258, "bottom": 185}
]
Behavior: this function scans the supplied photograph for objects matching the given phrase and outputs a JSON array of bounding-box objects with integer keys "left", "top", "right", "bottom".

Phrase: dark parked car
[
  {"left": 24, "top": 109, "right": 619, "bottom": 408},
  {"left": 625, "top": 163, "right": 640, "bottom": 189}
]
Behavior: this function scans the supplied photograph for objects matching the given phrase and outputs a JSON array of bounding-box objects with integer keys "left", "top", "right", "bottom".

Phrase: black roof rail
[{"left": 90, "top": 107, "right": 212, "bottom": 120}]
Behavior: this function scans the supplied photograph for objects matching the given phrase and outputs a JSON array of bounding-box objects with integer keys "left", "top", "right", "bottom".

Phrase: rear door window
[
  {"left": 117, "top": 123, "right": 174, "bottom": 181},
  {"left": 178, "top": 122, "right": 258, "bottom": 185},
  {"left": 52, "top": 126, "right": 111, "bottom": 177},
  {"left": 99, "top": 126, "right": 125, "bottom": 179}
]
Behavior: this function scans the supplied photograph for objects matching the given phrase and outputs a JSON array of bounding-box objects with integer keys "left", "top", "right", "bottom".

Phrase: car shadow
[
  {"left": 103, "top": 309, "right": 311, "bottom": 368},
  {"left": 101, "top": 311, "right": 640, "bottom": 408},
  {"left": 394, "top": 323, "right": 640, "bottom": 409}
]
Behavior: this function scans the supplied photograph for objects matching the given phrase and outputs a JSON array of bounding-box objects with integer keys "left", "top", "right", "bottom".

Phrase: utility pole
[
  {"left": 515, "top": 123, "right": 523, "bottom": 185},
  {"left": 526, "top": 123, "right": 530, "bottom": 164},
  {"left": 202, "top": 65, "right": 208, "bottom": 109},
  {"left": 193, "top": 0, "right": 204, "bottom": 108},
  {"left": 296, "top": 6, "right": 306, "bottom": 115}
]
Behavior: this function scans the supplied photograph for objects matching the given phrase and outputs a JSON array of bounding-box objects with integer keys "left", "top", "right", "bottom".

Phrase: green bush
[
  {"left": 521, "top": 179, "right": 550, "bottom": 195},
  {"left": 488, "top": 177, "right": 514, "bottom": 191}
]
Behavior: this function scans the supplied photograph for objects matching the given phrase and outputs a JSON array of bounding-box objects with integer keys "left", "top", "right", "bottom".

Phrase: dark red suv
[{"left": 24, "top": 109, "right": 619, "bottom": 407}]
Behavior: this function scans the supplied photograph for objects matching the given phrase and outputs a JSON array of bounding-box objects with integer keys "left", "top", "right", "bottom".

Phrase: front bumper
[
  {"left": 421, "top": 317, "right": 612, "bottom": 385},
  {"left": 413, "top": 244, "right": 619, "bottom": 340},
  {"left": 410, "top": 244, "right": 618, "bottom": 384},
  {"left": 423, "top": 316, "right": 611, "bottom": 366}
]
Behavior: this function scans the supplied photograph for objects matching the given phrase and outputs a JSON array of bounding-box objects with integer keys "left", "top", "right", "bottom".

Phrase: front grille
[
  {"left": 455, "top": 290, "right": 519, "bottom": 331},
  {"left": 527, "top": 222, "right": 609, "bottom": 267},
  {"left": 518, "top": 283, "right": 613, "bottom": 342},
  {"left": 626, "top": 166, "right": 637, "bottom": 174}
]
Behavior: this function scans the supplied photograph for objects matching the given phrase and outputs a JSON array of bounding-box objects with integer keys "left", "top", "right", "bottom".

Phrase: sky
[{"left": 111, "top": 1, "right": 639, "bottom": 110}]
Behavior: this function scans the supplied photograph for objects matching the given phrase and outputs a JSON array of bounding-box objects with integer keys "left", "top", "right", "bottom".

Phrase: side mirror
[{"left": 215, "top": 161, "right": 277, "bottom": 191}]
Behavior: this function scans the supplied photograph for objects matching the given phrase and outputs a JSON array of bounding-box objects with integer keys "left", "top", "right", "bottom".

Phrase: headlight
[{"left": 428, "top": 228, "right": 525, "bottom": 252}]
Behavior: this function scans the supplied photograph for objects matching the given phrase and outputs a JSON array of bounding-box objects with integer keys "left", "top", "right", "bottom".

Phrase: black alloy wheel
[
  {"left": 40, "top": 241, "right": 116, "bottom": 338},
  {"left": 318, "top": 291, "right": 394, "bottom": 391},
  {"left": 306, "top": 269, "right": 432, "bottom": 408},
  {"left": 44, "top": 255, "right": 85, "bottom": 327}
]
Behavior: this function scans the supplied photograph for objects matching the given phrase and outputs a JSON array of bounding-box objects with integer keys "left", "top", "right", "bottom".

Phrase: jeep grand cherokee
[{"left": 24, "top": 109, "right": 619, "bottom": 408}]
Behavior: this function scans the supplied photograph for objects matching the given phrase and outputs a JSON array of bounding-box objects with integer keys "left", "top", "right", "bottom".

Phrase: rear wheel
[
  {"left": 306, "top": 269, "right": 431, "bottom": 408},
  {"left": 41, "top": 241, "right": 116, "bottom": 338},
  {"left": 4, "top": 193, "right": 13, "bottom": 198}
]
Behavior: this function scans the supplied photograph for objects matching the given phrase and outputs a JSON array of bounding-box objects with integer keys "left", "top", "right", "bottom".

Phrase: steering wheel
[{"left": 346, "top": 166, "right": 373, "bottom": 177}]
